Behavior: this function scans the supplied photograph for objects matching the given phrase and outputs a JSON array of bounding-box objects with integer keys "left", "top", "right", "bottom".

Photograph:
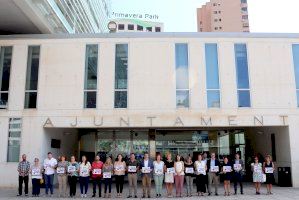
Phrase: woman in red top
[{"left": 91, "top": 155, "right": 103, "bottom": 197}]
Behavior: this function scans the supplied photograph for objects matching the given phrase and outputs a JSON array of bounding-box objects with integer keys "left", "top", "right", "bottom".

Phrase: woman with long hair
[
  {"left": 103, "top": 156, "right": 114, "bottom": 198},
  {"left": 153, "top": 153, "right": 164, "bottom": 198},
  {"left": 114, "top": 154, "right": 126, "bottom": 198},
  {"left": 174, "top": 154, "right": 185, "bottom": 197},
  {"left": 164, "top": 153, "right": 174, "bottom": 197},
  {"left": 263, "top": 155, "right": 275, "bottom": 195},
  {"left": 251, "top": 156, "right": 263, "bottom": 195},
  {"left": 79, "top": 155, "right": 91, "bottom": 198},
  {"left": 194, "top": 154, "right": 207, "bottom": 196}
]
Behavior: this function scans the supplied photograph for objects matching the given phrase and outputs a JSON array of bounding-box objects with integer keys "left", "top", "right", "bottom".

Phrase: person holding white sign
[
  {"left": 114, "top": 154, "right": 126, "bottom": 198},
  {"left": 174, "top": 154, "right": 185, "bottom": 197},
  {"left": 263, "top": 155, "right": 275, "bottom": 195},
  {"left": 153, "top": 154, "right": 164, "bottom": 198},
  {"left": 67, "top": 156, "right": 79, "bottom": 198},
  {"left": 194, "top": 154, "right": 207, "bottom": 196},
  {"left": 126, "top": 153, "right": 139, "bottom": 198},
  {"left": 79, "top": 155, "right": 91, "bottom": 198},
  {"left": 91, "top": 155, "right": 103, "bottom": 198},
  {"left": 140, "top": 152, "right": 154, "bottom": 198},
  {"left": 221, "top": 157, "right": 233, "bottom": 196},
  {"left": 164, "top": 153, "right": 175, "bottom": 197},
  {"left": 56, "top": 155, "right": 68, "bottom": 198},
  {"left": 184, "top": 156, "right": 194, "bottom": 197},
  {"left": 233, "top": 153, "right": 244, "bottom": 195},
  {"left": 30, "top": 158, "right": 43, "bottom": 197},
  {"left": 103, "top": 157, "right": 113, "bottom": 198},
  {"left": 207, "top": 152, "right": 220, "bottom": 196},
  {"left": 251, "top": 156, "right": 263, "bottom": 195},
  {"left": 43, "top": 152, "right": 57, "bottom": 197}
]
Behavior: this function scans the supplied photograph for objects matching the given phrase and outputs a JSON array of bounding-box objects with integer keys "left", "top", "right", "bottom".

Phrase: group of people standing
[{"left": 17, "top": 152, "right": 275, "bottom": 198}]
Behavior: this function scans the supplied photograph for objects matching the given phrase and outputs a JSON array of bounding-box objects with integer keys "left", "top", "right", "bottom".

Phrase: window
[
  {"left": 137, "top": 25, "right": 143, "bottom": 31},
  {"left": 234, "top": 44, "right": 251, "bottom": 107},
  {"left": 115, "top": 44, "right": 128, "bottom": 108},
  {"left": 118, "top": 24, "right": 124, "bottom": 30},
  {"left": 242, "top": 15, "right": 248, "bottom": 20},
  {"left": 7, "top": 118, "right": 22, "bottom": 162},
  {"left": 213, "top": 11, "right": 218, "bottom": 14},
  {"left": 0, "top": 46, "right": 12, "bottom": 109},
  {"left": 214, "top": 27, "right": 218, "bottom": 30},
  {"left": 214, "top": 19, "right": 218, "bottom": 22},
  {"left": 292, "top": 44, "right": 299, "bottom": 107},
  {"left": 219, "top": 18, "right": 222, "bottom": 22},
  {"left": 241, "top": 7, "right": 248, "bottom": 12},
  {"left": 205, "top": 44, "right": 220, "bottom": 108},
  {"left": 84, "top": 45, "right": 98, "bottom": 108},
  {"left": 175, "top": 43, "right": 189, "bottom": 108},
  {"left": 155, "top": 27, "right": 161, "bottom": 32},
  {"left": 146, "top": 27, "right": 152, "bottom": 32},
  {"left": 24, "top": 46, "right": 40, "bottom": 109},
  {"left": 128, "top": 24, "right": 134, "bottom": 30},
  {"left": 241, "top": 0, "right": 247, "bottom": 3}
]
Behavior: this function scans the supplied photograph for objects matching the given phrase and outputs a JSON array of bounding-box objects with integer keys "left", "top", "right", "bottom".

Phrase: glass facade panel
[
  {"left": 7, "top": 118, "right": 22, "bottom": 162},
  {"left": 175, "top": 44, "right": 189, "bottom": 89},
  {"left": 115, "top": 44, "right": 128, "bottom": 90},
  {"left": 115, "top": 44, "right": 128, "bottom": 108},
  {"left": 207, "top": 90, "right": 220, "bottom": 108},
  {"left": 235, "top": 44, "right": 251, "bottom": 107},
  {"left": 114, "top": 90, "right": 127, "bottom": 108},
  {"left": 84, "top": 45, "right": 98, "bottom": 108},
  {"left": 0, "top": 46, "right": 12, "bottom": 109},
  {"left": 175, "top": 44, "right": 189, "bottom": 108},
  {"left": 238, "top": 90, "right": 251, "bottom": 107},
  {"left": 292, "top": 44, "right": 299, "bottom": 107},
  {"left": 205, "top": 44, "right": 220, "bottom": 89},
  {"left": 84, "top": 91, "right": 97, "bottom": 108},
  {"left": 25, "top": 46, "right": 40, "bottom": 109},
  {"left": 176, "top": 90, "right": 189, "bottom": 108}
]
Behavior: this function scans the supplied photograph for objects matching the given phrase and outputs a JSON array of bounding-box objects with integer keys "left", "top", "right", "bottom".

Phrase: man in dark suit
[
  {"left": 207, "top": 152, "right": 220, "bottom": 196},
  {"left": 233, "top": 153, "right": 244, "bottom": 195},
  {"left": 139, "top": 152, "right": 154, "bottom": 198}
]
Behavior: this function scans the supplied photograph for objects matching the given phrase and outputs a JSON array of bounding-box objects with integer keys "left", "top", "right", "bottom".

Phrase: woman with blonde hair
[
  {"left": 174, "top": 154, "right": 185, "bottom": 197},
  {"left": 164, "top": 152, "right": 174, "bottom": 197},
  {"left": 103, "top": 156, "right": 114, "bottom": 198},
  {"left": 263, "top": 155, "right": 275, "bottom": 195},
  {"left": 56, "top": 155, "right": 68, "bottom": 198}
]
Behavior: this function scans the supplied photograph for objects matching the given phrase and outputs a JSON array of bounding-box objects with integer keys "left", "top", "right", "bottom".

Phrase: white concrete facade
[{"left": 0, "top": 33, "right": 298, "bottom": 187}]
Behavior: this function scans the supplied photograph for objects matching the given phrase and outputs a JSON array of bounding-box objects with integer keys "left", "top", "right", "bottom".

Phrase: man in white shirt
[{"left": 43, "top": 152, "right": 57, "bottom": 196}]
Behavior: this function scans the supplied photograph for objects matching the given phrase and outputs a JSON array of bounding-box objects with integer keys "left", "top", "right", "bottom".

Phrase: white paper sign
[
  {"left": 197, "top": 167, "right": 206, "bottom": 174},
  {"left": 223, "top": 166, "right": 232, "bottom": 172},
  {"left": 185, "top": 167, "right": 194, "bottom": 174},
  {"left": 68, "top": 166, "right": 76, "bottom": 173},
  {"left": 167, "top": 167, "right": 175, "bottom": 174},
  {"left": 93, "top": 169, "right": 102, "bottom": 175},
  {"left": 32, "top": 168, "right": 41, "bottom": 176},
  {"left": 234, "top": 164, "right": 242, "bottom": 171},
  {"left": 128, "top": 166, "right": 137, "bottom": 172},
  {"left": 210, "top": 166, "right": 219, "bottom": 172},
  {"left": 115, "top": 165, "right": 124, "bottom": 171},
  {"left": 56, "top": 167, "right": 65, "bottom": 174},
  {"left": 80, "top": 167, "right": 89, "bottom": 176},
  {"left": 265, "top": 167, "right": 274, "bottom": 174},
  {"left": 155, "top": 168, "right": 163, "bottom": 175},
  {"left": 103, "top": 172, "right": 111, "bottom": 178},
  {"left": 142, "top": 167, "right": 151, "bottom": 173}
]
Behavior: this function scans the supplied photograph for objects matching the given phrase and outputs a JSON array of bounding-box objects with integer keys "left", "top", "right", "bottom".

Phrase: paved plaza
[{"left": 0, "top": 184, "right": 298, "bottom": 200}]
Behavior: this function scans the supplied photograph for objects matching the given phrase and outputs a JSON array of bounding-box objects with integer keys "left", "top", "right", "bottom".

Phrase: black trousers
[
  {"left": 32, "top": 178, "right": 41, "bottom": 195},
  {"left": 68, "top": 176, "right": 77, "bottom": 197},
  {"left": 233, "top": 173, "right": 243, "bottom": 193},
  {"left": 196, "top": 175, "right": 206, "bottom": 193},
  {"left": 104, "top": 178, "right": 112, "bottom": 193},
  {"left": 115, "top": 175, "right": 124, "bottom": 193},
  {"left": 18, "top": 176, "right": 29, "bottom": 195},
  {"left": 93, "top": 178, "right": 102, "bottom": 197}
]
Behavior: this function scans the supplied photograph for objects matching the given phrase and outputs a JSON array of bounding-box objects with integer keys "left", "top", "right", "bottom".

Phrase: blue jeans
[
  {"left": 45, "top": 174, "right": 54, "bottom": 195},
  {"left": 79, "top": 177, "right": 89, "bottom": 194},
  {"left": 104, "top": 178, "right": 112, "bottom": 194}
]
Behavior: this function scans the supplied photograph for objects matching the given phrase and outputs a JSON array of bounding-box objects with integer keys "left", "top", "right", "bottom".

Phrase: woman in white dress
[{"left": 251, "top": 156, "right": 263, "bottom": 195}]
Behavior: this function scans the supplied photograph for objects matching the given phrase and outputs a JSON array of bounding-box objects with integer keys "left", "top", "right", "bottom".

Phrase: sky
[{"left": 111, "top": 0, "right": 299, "bottom": 33}]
